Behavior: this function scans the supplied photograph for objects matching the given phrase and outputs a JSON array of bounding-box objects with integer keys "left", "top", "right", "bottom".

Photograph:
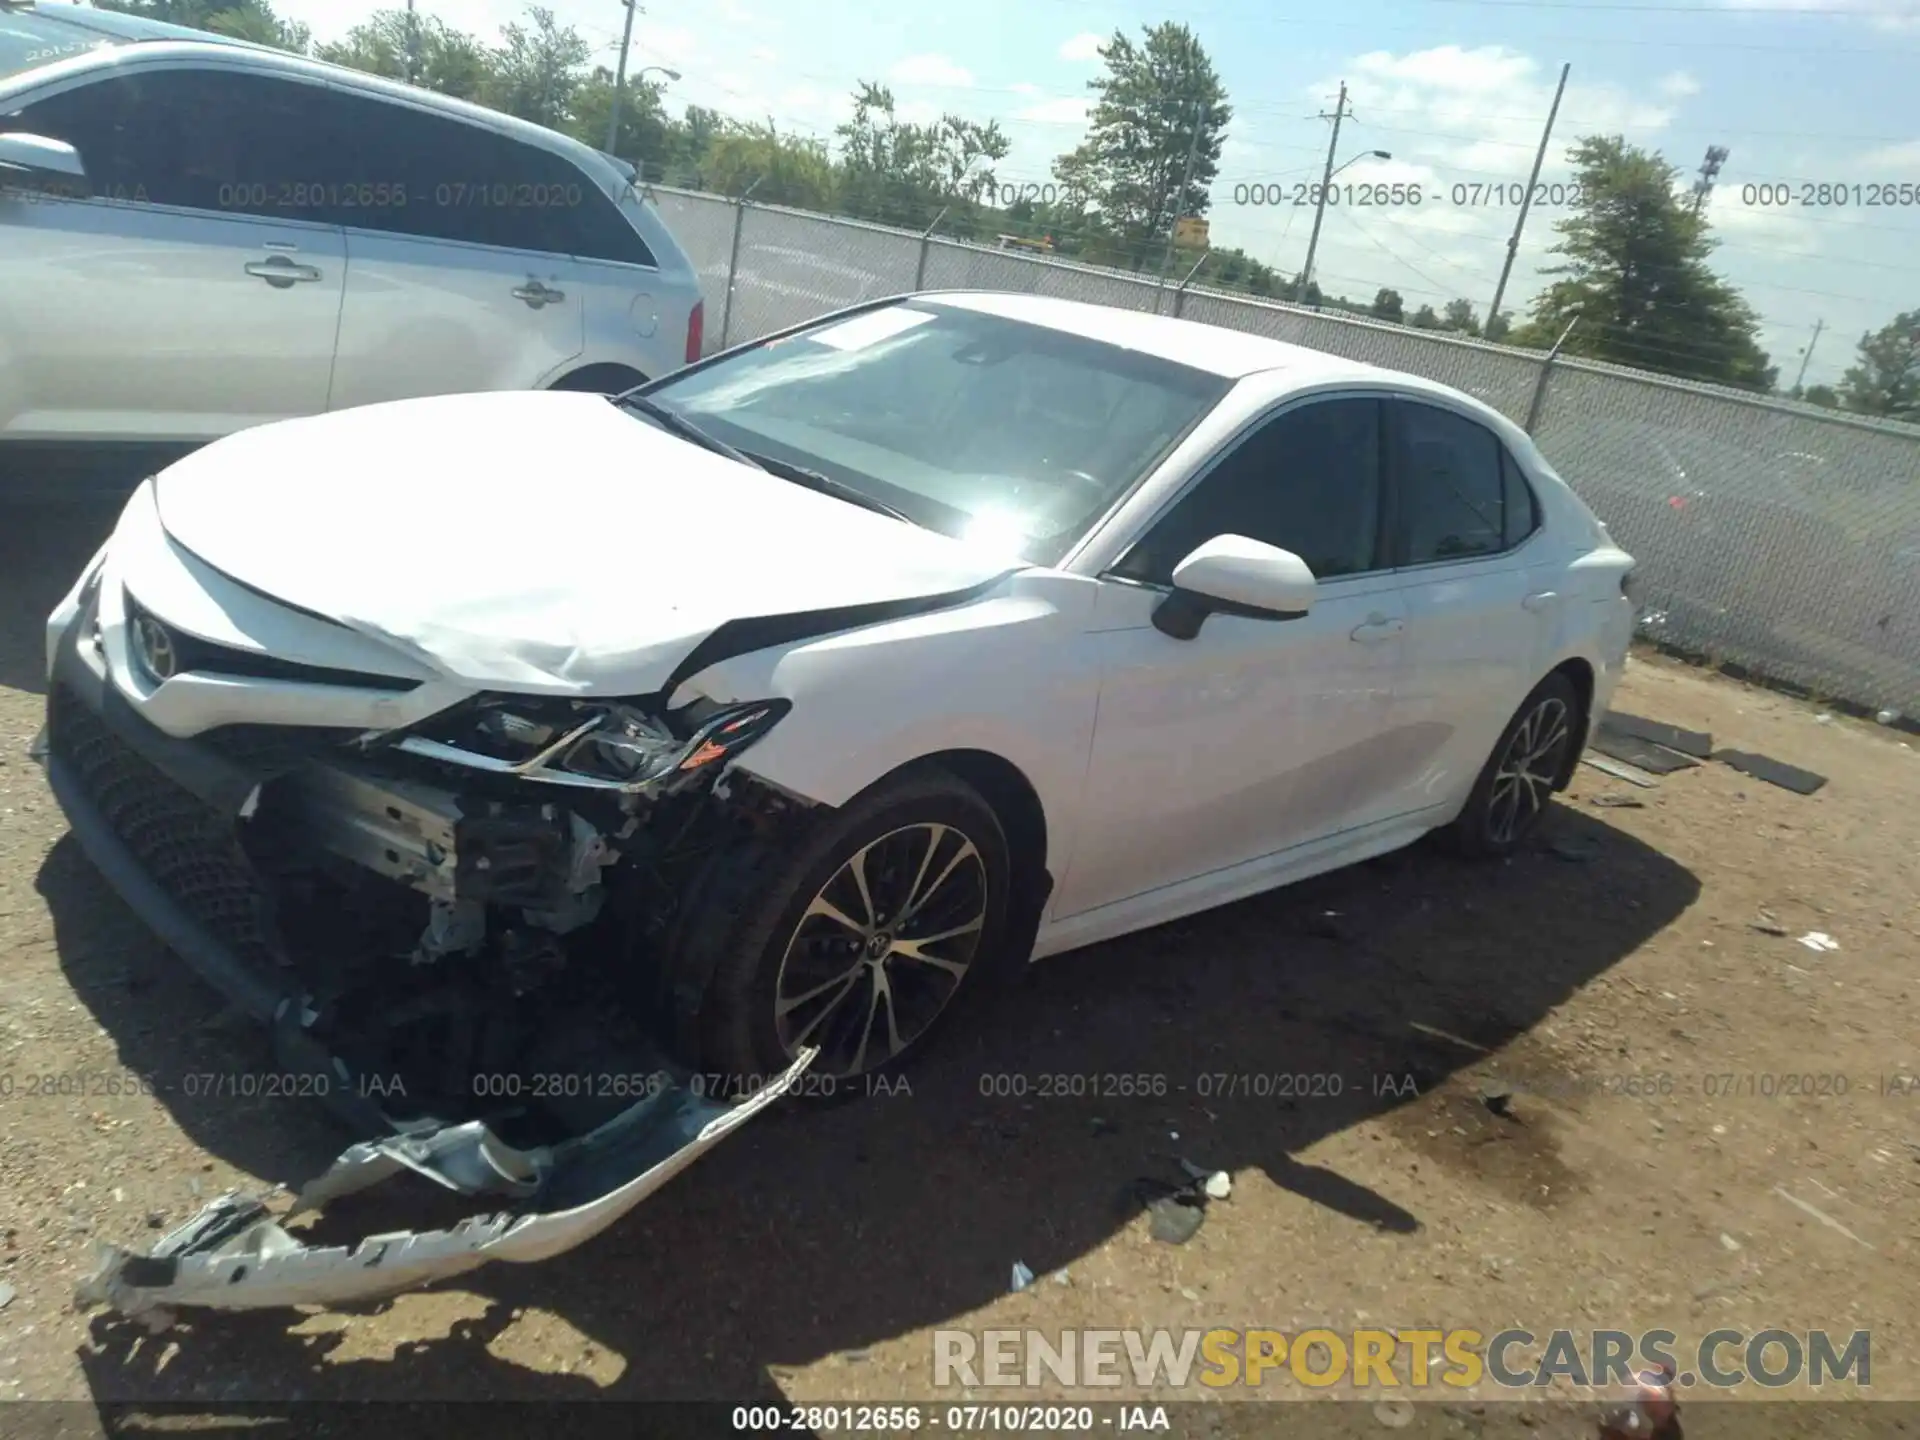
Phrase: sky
[{"left": 265, "top": 0, "right": 1920, "bottom": 388}]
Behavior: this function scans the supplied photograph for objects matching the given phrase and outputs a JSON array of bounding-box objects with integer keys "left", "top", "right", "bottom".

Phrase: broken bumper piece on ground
[{"left": 76, "top": 1046, "right": 817, "bottom": 1324}]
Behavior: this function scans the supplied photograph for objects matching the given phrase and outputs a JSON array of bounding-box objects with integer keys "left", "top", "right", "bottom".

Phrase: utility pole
[
  {"left": 405, "top": 0, "right": 418, "bottom": 85},
  {"left": 607, "top": 0, "right": 640, "bottom": 155},
  {"left": 1690, "top": 145, "right": 1730, "bottom": 215},
  {"left": 1299, "top": 82, "right": 1351, "bottom": 302},
  {"left": 1156, "top": 98, "right": 1206, "bottom": 296},
  {"left": 1487, "top": 61, "right": 1569, "bottom": 339},
  {"left": 1791, "top": 318, "right": 1825, "bottom": 393}
]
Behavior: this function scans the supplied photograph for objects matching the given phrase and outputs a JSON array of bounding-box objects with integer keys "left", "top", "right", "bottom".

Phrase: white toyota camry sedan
[{"left": 38, "top": 291, "right": 1636, "bottom": 1317}]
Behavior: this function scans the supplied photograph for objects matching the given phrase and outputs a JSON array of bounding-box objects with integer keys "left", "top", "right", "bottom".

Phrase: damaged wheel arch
[{"left": 662, "top": 756, "right": 1047, "bottom": 1089}]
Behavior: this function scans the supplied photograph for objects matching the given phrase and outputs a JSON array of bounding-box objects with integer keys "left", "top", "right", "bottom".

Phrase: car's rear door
[
  {"left": 1381, "top": 396, "right": 1558, "bottom": 815},
  {"left": 322, "top": 89, "right": 586, "bottom": 408},
  {"left": 0, "top": 64, "right": 345, "bottom": 452}
]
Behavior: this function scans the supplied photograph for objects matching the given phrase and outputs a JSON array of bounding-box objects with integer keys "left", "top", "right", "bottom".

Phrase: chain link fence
[{"left": 650, "top": 184, "right": 1920, "bottom": 719}]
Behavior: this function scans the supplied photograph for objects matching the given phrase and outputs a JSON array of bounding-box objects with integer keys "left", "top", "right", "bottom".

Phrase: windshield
[
  {"left": 639, "top": 301, "right": 1231, "bottom": 565},
  {"left": 0, "top": 10, "right": 119, "bottom": 84}
]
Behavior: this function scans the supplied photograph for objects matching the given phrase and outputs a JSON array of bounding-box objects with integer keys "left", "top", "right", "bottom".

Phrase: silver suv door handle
[
  {"left": 244, "top": 256, "right": 323, "bottom": 287},
  {"left": 1350, "top": 615, "right": 1405, "bottom": 643},
  {"left": 513, "top": 281, "right": 565, "bottom": 308}
]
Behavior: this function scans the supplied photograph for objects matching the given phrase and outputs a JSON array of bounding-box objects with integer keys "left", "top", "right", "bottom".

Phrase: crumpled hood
[{"left": 152, "top": 390, "right": 1020, "bottom": 694}]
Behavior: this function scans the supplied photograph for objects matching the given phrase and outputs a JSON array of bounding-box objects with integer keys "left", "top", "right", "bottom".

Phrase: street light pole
[
  {"left": 1156, "top": 99, "right": 1205, "bottom": 296},
  {"left": 405, "top": 0, "right": 418, "bottom": 85},
  {"left": 1487, "top": 61, "right": 1570, "bottom": 338},
  {"left": 1299, "top": 81, "right": 1349, "bottom": 301},
  {"left": 607, "top": 0, "right": 639, "bottom": 154}
]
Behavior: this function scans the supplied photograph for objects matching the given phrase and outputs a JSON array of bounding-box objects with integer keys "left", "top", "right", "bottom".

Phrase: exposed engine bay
[
  {"left": 247, "top": 691, "right": 801, "bottom": 1141},
  {"left": 49, "top": 666, "right": 821, "bottom": 1323}
]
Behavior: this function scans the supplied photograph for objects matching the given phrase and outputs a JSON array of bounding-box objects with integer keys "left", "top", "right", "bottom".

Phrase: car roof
[
  {"left": 15, "top": 6, "right": 621, "bottom": 182},
  {"left": 925, "top": 290, "right": 1399, "bottom": 383}
]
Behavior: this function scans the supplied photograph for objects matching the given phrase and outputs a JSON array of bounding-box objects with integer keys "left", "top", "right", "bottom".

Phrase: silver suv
[{"left": 0, "top": 1, "right": 705, "bottom": 496}]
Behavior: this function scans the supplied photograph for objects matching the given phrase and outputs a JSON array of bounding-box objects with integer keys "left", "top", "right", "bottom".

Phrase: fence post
[
  {"left": 914, "top": 206, "right": 949, "bottom": 291},
  {"left": 1524, "top": 316, "right": 1579, "bottom": 435},
  {"left": 1171, "top": 251, "right": 1211, "bottom": 320},
  {"left": 718, "top": 176, "right": 762, "bottom": 350}
]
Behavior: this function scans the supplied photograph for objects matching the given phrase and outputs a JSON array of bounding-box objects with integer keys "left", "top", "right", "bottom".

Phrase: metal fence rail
[{"left": 650, "top": 184, "right": 1920, "bottom": 718}]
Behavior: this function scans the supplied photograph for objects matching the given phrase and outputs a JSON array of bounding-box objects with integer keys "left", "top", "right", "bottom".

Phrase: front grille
[
  {"left": 49, "top": 685, "right": 282, "bottom": 971},
  {"left": 123, "top": 592, "right": 421, "bottom": 693},
  {"left": 196, "top": 724, "right": 361, "bottom": 770}
]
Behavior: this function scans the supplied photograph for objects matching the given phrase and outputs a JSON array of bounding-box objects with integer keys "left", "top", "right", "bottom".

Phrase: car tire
[
  {"left": 1445, "top": 671, "right": 1583, "bottom": 859},
  {"left": 549, "top": 364, "right": 646, "bottom": 395},
  {"left": 669, "top": 768, "right": 1013, "bottom": 1097}
]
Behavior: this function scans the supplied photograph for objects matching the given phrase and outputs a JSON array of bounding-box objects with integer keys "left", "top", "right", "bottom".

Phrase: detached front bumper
[{"left": 38, "top": 611, "right": 813, "bottom": 1324}]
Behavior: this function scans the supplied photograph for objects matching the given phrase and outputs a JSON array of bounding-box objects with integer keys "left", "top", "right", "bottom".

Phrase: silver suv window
[
  {"left": 0, "top": 8, "right": 121, "bottom": 82},
  {"left": 10, "top": 65, "right": 656, "bottom": 266}
]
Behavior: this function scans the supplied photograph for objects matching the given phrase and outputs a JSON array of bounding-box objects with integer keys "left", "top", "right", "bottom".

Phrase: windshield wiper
[
  {"left": 737, "top": 450, "right": 915, "bottom": 525},
  {"left": 611, "top": 393, "right": 764, "bottom": 469}
]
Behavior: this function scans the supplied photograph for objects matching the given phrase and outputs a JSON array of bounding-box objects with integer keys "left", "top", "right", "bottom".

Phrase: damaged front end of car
[{"left": 45, "top": 625, "right": 820, "bottom": 1324}]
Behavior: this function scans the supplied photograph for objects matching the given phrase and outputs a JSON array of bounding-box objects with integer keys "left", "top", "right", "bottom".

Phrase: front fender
[{"left": 678, "top": 573, "right": 1103, "bottom": 854}]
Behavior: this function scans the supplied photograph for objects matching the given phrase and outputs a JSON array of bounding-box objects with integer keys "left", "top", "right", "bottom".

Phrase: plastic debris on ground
[
  {"left": 1797, "top": 931, "right": 1840, "bottom": 952},
  {"left": 1009, "top": 1261, "right": 1035, "bottom": 1292}
]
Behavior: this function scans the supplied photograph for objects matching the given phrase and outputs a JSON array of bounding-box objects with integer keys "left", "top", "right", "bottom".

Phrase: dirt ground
[{"left": 0, "top": 501, "right": 1916, "bottom": 1436}]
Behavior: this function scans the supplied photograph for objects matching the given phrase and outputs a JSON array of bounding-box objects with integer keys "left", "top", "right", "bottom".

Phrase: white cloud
[
  {"left": 1011, "top": 81, "right": 1043, "bottom": 97},
  {"left": 1059, "top": 32, "right": 1106, "bottom": 62},
  {"left": 749, "top": 45, "right": 778, "bottom": 65},
  {"left": 1719, "top": 0, "right": 1920, "bottom": 30},
  {"left": 1215, "top": 45, "right": 1704, "bottom": 310},
  {"left": 640, "top": 25, "right": 697, "bottom": 69},
  {"left": 887, "top": 53, "right": 975, "bottom": 89},
  {"left": 1855, "top": 139, "right": 1920, "bottom": 173},
  {"left": 1016, "top": 97, "right": 1092, "bottom": 125},
  {"left": 1322, "top": 47, "right": 1686, "bottom": 181}
]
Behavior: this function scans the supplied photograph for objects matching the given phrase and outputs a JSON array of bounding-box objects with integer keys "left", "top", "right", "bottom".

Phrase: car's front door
[
  {"left": 1050, "top": 396, "right": 1419, "bottom": 921},
  {"left": 1381, "top": 397, "right": 1558, "bottom": 814},
  {"left": 0, "top": 66, "right": 346, "bottom": 450}
]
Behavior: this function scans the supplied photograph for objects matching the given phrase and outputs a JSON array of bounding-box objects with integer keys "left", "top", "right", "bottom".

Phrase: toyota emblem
[{"left": 132, "top": 615, "right": 178, "bottom": 682}]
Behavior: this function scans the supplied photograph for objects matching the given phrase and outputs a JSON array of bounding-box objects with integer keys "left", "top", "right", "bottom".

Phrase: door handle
[
  {"left": 244, "top": 256, "right": 322, "bottom": 288},
  {"left": 513, "top": 281, "right": 565, "bottom": 308},
  {"left": 1349, "top": 615, "right": 1405, "bottom": 643},
  {"left": 1522, "top": 590, "right": 1559, "bottom": 612}
]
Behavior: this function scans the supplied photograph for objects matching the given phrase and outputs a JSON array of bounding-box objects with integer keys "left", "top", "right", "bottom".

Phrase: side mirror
[
  {"left": 1151, "top": 534, "right": 1318, "bottom": 640},
  {"left": 0, "top": 133, "right": 88, "bottom": 198}
]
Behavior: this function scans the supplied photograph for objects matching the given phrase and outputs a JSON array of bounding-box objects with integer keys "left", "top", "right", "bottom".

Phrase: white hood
[{"left": 151, "top": 391, "right": 1020, "bottom": 694}]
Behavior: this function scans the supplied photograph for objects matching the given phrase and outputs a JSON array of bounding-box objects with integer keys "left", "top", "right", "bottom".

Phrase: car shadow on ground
[
  {"left": 38, "top": 801, "right": 1701, "bottom": 1413},
  {"left": 0, "top": 500, "right": 125, "bottom": 698}
]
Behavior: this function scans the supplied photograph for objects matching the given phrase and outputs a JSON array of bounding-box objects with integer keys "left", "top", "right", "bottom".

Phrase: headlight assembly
[{"left": 395, "top": 696, "right": 791, "bottom": 794}]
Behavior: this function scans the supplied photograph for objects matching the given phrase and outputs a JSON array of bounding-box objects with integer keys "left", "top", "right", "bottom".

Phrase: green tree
[
  {"left": 570, "top": 70, "right": 671, "bottom": 165},
  {"left": 1801, "top": 383, "right": 1839, "bottom": 409},
  {"left": 482, "top": 6, "right": 591, "bottom": 131},
  {"left": 648, "top": 105, "right": 726, "bottom": 185},
  {"left": 1485, "top": 310, "right": 1514, "bottom": 342},
  {"left": 835, "top": 81, "right": 1008, "bottom": 232},
  {"left": 1443, "top": 297, "right": 1480, "bottom": 336},
  {"left": 1049, "top": 23, "right": 1231, "bottom": 267},
  {"left": 1410, "top": 303, "right": 1441, "bottom": 330},
  {"left": 702, "top": 121, "right": 837, "bottom": 209},
  {"left": 1835, "top": 309, "right": 1920, "bottom": 422},
  {"left": 1371, "top": 287, "right": 1405, "bottom": 322},
  {"left": 314, "top": 10, "right": 491, "bottom": 99},
  {"left": 93, "top": 0, "right": 308, "bottom": 50},
  {"left": 1517, "top": 135, "right": 1776, "bottom": 391}
]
